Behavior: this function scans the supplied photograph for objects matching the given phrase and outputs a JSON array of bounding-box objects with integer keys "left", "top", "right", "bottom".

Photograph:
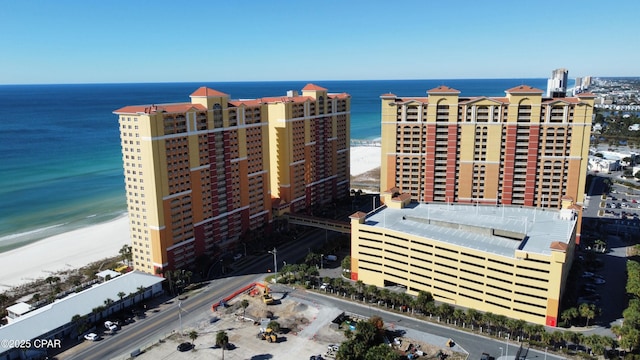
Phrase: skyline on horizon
[{"left": 1, "top": 0, "right": 638, "bottom": 85}]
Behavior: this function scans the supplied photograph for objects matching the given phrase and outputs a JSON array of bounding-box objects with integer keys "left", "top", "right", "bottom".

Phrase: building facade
[
  {"left": 547, "top": 68, "right": 569, "bottom": 97},
  {"left": 379, "top": 85, "right": 594, "bottom": 240},
  {"left": 114, "top": 84, "right": 350, "bottom": 274},
  {"left": 350, "top": 197, "right": 579, "bottom": 327}
]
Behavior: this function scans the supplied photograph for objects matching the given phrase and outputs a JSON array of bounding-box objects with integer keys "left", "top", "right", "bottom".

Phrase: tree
[
  {"left": 579, "top": 303, "right": 597, "bottom": 327},
  {"left": 119, "top": 244, "right": 132, "bottom": 267},
  {"left": 415, "top": 290, "right": 434, "bottom": 314},
  {"left": 103, "top": 298, "right": 114, "bottom": 316},
  {"left": 117, "top": 291, "right": 126, "bottom": 311},
  {"left": 136, "top": 286, "right": 146, "bottom": 301},
  {"left": 188, "top": 330, "right": 198, "bottom": 345},
  {"left": 355, "top": 280, "right": 365, "bottom": 297},
  {"left": 216, "top": 330, "right": 229, "bottom": 359},
  {"left": 240, "top": 299, "right": 249, "bottom": 318},
  {"left": 561, "top": 307, "right": 578, "bottom": 327},
  {"left": 355, "top": 320, "right": 377, "bottom": 345},
  {"left": 341, "top": 256, "right": 351, "bottom": 273},
  {"left": 465, "top": 308, "right": 480, "bottom": 327},
  {"left": 267, "top": 320, "right": 281, "bottom": 333},
  {"left": 369, "top": 316, "right": 385, "bottom": 333},
  {"left": 437, "top": 303, "right": 454, "bottom": 322},
  {"left": 305, "top": 252, "right": 321, "bottom": 268},
  {"left": 365, "top": 343, "right": 400, "bottom": 360}
]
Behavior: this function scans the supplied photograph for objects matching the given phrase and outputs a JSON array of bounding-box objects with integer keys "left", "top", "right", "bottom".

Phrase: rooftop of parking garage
[{"left": 362, "top": 202, "right": 576, "bottom": 258}]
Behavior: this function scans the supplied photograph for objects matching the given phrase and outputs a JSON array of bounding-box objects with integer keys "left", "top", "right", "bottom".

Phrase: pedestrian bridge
[{"left": 284, "top": 213, "right": 351, "bottom": 234}]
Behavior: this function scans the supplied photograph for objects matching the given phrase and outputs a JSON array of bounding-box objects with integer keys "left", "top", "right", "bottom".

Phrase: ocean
[{"left": 0, "top": 78, "right": 548, "bottom": 252}]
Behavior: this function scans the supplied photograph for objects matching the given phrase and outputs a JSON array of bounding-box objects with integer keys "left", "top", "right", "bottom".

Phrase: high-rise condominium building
[
  {"left": 547, "top": 68, "right": 569, "bottom": 98},
  {"left": 114, "top": 84, "right": 350, "bottom": 274},
  {"left": 379, "top": 85, "right": 594, "bottom": 241}
]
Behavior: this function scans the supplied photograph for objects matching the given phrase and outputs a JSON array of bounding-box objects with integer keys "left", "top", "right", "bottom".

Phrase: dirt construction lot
[{"left": 132, "top": 286, "right": 466, "bottom": 360}]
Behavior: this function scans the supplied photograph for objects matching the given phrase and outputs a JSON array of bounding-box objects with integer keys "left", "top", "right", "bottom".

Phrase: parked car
[
  {"left": 233, "top": 253, "right": 243, "bottom": 261},
  {"left": 320, "top": 283, "right": 332, "bottom": 290},
  {"left": 104, "top": 320, "right": 118, "bottom": 331},
  {"left": 177, "top": 342, "right": 193, "bottom": 352},
  {"left": 84, "top": 333, "right": 100, "bottom": 341}
]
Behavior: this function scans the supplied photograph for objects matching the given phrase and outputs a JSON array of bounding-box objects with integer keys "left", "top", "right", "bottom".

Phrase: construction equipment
[
  {"left": 257, "top": 327, "right": 277, "bottom": 343},
  {"left": 262, "top": 282, "right": 274, "bottom": 304}
]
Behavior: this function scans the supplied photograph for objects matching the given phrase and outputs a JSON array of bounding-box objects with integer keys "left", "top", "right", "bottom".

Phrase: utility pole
[{"left": 268, "top": 248, "right": 278, "bottom": 274}]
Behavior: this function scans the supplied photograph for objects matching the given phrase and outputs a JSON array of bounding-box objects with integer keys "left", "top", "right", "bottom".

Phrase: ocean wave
[
  {"left": 350, "top": 138, "right": 381, "bottom": 147},
  {"left": 0, "top": 223, "right": 67, "bottom": 243}
]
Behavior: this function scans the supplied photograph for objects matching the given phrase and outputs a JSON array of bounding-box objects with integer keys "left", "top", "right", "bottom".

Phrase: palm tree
[
  {"left": 579, "top": 303, "right": 597, "bottom": 327},
  {"left": 119, "top": 244, "right": 132, "bottom": 267},
  {"left": 104, "top": 298, "right": 114, "bottom": 315},
  {"left": 136, "top": 286, "right": 146, "bottom": 302},
  {"left": 366, "top": 285, "right": 379, "bottom": 303},
  {"left": 452, "top": 309, "right": 465, "bottom": 326},
  {"left": 216, "top": 330, "right": 229, "bottom": 360},
  {"left": 355, "top": 280, "right": 365, "bottom": 297},
  {"left": 188, "top": 330, "right": 198, "bottom": 346},
  {"left": 117, "top": 291, "right": 126, "bottom": 311},
  {"left": 465, "top": 308, "right": 479, "bottom": 328}
]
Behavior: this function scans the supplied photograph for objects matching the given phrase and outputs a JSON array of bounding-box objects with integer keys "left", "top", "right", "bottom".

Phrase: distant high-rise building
[
  {"left": 379, "top": 85, "right": 595, "bottom": 241},
  {"left": 114, "top": 85, "right": 350, "bottom": 274},
  {"left": 547, "top": 68, "right": 569, "bottom": 97}
]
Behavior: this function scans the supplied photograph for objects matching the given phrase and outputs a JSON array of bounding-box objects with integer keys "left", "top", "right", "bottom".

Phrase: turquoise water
[{"left": 0, "top": 79, "right": 548, "bottom": 251}]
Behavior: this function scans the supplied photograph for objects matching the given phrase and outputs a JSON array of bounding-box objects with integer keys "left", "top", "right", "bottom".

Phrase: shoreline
[
  {"left": 0, "top": 146, "right": 382, "bottom": 291},
  {"left": 0, "top": 215, "right": 130, "bottom": 291}
]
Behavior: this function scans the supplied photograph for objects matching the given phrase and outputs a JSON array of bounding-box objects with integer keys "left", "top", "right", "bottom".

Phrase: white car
[
  {"left": 104, "top": 321, "right": 118, "bottom": 331},
  {"left": 84, "top": 333, "right": 99, "bottom": 341}
]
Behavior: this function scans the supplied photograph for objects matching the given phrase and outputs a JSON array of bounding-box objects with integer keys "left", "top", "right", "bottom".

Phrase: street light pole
[
  {"left": 178, "top": 301, "right": 183, "bottom": 335},
  {"left": 500, "top": 347, "right": 503, "bottom": 358},
  {"left": 268, "top": 247, "right": 278, "bottom": 274},
  {"left": 544, "top": 347, "right": 547, "bottom": 360},
  {"left": 505, "top": 334, "right": 509, "bottom": 359}
]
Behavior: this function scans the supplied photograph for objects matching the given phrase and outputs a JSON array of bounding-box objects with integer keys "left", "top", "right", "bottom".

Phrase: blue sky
[{"left": 1, "top": 0, "right": 637, "bottom": 84}]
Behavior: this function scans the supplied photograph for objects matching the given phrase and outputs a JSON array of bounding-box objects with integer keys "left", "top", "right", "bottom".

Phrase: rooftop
[
  {"left": 0, "top": 271, "right": 164, "bottom": 351},
  {"left": 362, "top": 203, "right": 576, "bottom": 259}
]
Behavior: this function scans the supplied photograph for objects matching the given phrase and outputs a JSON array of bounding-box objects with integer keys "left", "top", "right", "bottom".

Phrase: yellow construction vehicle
[
  {"left": 257, "top": 328, "right": 277, "bottom": 343},
  {"left": 262, "top": 282, "right": 274, "bottom": 305}
]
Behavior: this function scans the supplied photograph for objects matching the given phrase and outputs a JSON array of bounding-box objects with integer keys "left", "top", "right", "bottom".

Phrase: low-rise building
[{"left": 0, "top": 271, "right": 164, "bottom": 359}]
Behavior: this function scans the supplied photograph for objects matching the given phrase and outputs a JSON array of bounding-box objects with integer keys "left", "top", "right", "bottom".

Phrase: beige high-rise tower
[
  {"left": 380, "top": 85, "right": 594, "bottom": 242},
  {"left": 114, "top": 84, "right": 350, "bottom": 274}
]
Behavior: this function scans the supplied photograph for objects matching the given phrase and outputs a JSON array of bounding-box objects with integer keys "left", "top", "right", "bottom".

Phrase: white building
[
  {"left": 0, "top": 271, "right": 164, "bottom": 360},
  {"left": 588, "top": 156, "right": 620, "bottom": 173},
  {"left": 547, "top": 68, "right": 569, "bottom": 97}
]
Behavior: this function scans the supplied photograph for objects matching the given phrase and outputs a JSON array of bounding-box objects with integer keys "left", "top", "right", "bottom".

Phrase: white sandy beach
[
  {"left": 350, "top": 145, "right": 381, "bottom": 176},
  {"left": 0, "top": 215, "right": 130, "bottom": 291},
  {"left": 0, "top": 146, "right": 382, "bottom": 291}
]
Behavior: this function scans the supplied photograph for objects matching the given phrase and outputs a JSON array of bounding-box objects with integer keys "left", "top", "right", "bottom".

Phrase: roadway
[
  {"left": 64, "top": 228, "right": 338, "bottom": 360},
  {"left": 62, "top": 216, "right": 569, "bottom": 360},
  {"left": 287, "top": 288, "right": 565, "bottom": 360}
]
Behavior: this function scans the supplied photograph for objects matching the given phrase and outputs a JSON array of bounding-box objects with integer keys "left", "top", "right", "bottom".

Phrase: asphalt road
[
  {"left": 60, "top": 221, "right": 574, "bottom": 360},
  {"left": 64, "top": 227, "right": 337, "bottom": 360},
  {"left": 293, "top": 289, "right": 566, "bottom": 360},
  {"left": 65, "top": 273, "right": 262, "bottom": 360}
]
